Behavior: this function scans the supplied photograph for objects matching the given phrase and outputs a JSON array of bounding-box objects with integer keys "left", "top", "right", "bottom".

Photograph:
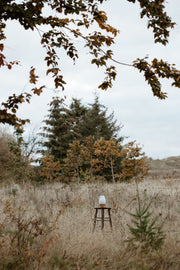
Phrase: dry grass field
[{"left": 0, "top": 176, "right": 180, "bottom": 269}]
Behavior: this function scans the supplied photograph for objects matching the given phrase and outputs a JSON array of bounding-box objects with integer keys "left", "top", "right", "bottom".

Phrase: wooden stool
[{"left": 93, "top": 207, "right": 112, "bottom": 231}]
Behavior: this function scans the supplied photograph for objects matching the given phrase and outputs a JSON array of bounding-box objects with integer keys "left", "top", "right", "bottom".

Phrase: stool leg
[
  {"left": 108, "top": 208, "right": 112, "bottom": 229},
  {"left": 93, "top": 208, "right": 98, "bottom": 232},
  {"left": 101, "top": 208, "right": 104, "bottom": 230}
]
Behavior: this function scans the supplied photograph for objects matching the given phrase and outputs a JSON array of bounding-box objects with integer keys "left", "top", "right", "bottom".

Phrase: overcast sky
[{"left": 1, "top": 0, "right": 180, "bottom": 159}]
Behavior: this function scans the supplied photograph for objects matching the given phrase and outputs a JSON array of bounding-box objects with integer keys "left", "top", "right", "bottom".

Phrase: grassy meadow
[{"left": 0, "top": 176, "right": 180, "bottom": 269}]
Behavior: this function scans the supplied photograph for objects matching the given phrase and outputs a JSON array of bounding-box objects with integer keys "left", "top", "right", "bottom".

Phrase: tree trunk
[
  {"left": 90, "top": 153, "right": 93, "bottom": 178},
  {"left": 111, "top": 158, "right": 115, "bottom": 183}
]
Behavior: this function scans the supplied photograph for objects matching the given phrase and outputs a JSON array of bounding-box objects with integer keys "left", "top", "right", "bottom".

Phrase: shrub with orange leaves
[
  {"left": 119, "top": 141, "right": 149, "bottom": 181},
  {"left": 40, "top": 154, "right": 60, "bottom": 182}
]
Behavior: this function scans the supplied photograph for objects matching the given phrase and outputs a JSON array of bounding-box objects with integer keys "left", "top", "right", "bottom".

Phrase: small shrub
[{"left": 126, "top": 184, "right": 165, "bottom": 250}]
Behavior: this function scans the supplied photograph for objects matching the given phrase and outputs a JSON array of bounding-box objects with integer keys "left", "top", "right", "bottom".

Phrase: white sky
[{"left": 1, "top": 0, "right": 180, "bottom": 159}]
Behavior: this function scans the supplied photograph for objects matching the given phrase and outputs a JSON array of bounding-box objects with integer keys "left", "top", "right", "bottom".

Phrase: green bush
[{"left": 126, "top": 184, "right": 165, "bottom": 250}]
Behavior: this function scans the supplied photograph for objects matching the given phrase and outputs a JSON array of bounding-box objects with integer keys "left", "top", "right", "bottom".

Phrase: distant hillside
[{"left": 147, "top": 156, "right": 180, "bottom": 178}]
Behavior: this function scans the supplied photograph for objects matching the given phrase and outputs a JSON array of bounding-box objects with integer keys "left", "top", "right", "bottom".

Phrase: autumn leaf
[
  {"left": 29, "top": 67, "right": 39, "bottom": 84},
  {"left": 32, "top": 86, "right": 45, "bottom": 96},
  {"left": 0, "top": 44, "right": 4, "bottom": 51}
]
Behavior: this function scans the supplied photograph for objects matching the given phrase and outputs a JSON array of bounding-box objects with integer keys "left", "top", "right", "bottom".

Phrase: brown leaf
[{"left": 0, "top": 44, "right": 4, "bottom": 52}]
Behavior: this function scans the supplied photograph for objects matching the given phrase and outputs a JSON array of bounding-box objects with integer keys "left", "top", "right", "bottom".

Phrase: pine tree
[
  {"left": 68, "top": 98, "right": 87, "bottom": 141},
  {"left": 39, "top": 97, "right": 72, "bottom": 162},
  {"left": 81, "top": 95, "right": 122, "bottom": 141}
]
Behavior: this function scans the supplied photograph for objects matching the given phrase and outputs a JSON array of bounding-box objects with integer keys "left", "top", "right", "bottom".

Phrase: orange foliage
[
  {"left": 40, "top": 154, "right": 60, "bottom": 182},
  {"left": 119, "top": 141, "right": 149, "bottom": 181}
]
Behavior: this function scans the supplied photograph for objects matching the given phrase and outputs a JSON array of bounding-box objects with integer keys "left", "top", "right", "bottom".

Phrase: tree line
[{"left": 0, "top": 95, "right": 148, "bottom": 183}]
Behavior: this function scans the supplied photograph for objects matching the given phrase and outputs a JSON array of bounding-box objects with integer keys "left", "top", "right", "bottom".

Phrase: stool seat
[{"left": 93, "top": 207, "right": 112, "bottom": 231}]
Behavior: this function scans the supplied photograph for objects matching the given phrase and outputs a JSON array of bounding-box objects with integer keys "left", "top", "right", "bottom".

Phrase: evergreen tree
[
  {"left": 39, "top": 97, "right": 72, "bottom": 162},
  {"left": 81, "top": 96, "right": 122, "bottom": 142},
  {"left": 68, "top": 98, "right": 87, "bottom": 141}
]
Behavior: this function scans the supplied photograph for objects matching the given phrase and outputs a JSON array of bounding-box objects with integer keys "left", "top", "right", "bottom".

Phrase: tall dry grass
[{"left": 0, "top": 177, "right": 180, "bottom": 269}]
